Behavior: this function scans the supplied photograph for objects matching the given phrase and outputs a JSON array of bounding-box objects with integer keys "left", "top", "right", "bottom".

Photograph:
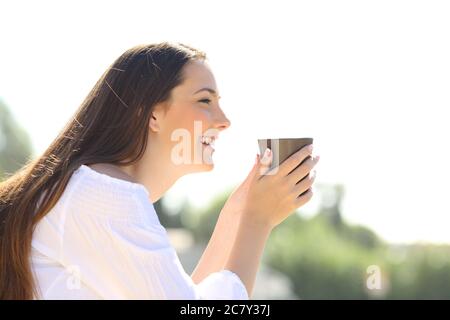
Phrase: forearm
[
  {"left": 223, "top": 216, "right": 272, "bottom": 298},
  {"left": 190, "top": 208, "right": 241, "bottom": 284}
]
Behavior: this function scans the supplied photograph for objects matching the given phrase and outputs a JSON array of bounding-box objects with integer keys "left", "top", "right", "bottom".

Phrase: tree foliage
[{"left": 0, "top": 99, "right": 33, "bottom": 180}]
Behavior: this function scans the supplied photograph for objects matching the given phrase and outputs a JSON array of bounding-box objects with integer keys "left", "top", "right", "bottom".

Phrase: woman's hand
[
  {"left": 221, "top": 144, "right": 319, "bottom": 297},
  {"left": 240, "top": 144, "right": 319, "bottom": 230}
]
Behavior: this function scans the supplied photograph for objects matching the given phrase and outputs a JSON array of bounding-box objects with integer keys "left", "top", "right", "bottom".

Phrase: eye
[{"left": 199, "top": 98, "right": 212, "bottom": 105}]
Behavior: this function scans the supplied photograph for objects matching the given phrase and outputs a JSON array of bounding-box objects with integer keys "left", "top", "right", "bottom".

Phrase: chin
[
  {"left": 198, "top": 162, "right": 215, "bottom": 173},
  {"left": 185, "top": 162, "right": 214, "bottom": 175},
  {"left": 203, "top": 162, "right": 214, "bottom": 171},
  {"left": 186, "top": 145, "right": 215, "bottom": 173}
]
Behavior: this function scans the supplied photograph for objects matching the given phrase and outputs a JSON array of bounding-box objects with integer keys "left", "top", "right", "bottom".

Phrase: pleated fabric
[{"left": 31, "top": 164, "right": 248, "bottom": 300}]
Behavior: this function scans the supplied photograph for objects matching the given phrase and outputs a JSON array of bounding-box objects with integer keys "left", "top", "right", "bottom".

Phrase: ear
[{"left": 149, "top": 103, "right": 167, "bottom": 133}]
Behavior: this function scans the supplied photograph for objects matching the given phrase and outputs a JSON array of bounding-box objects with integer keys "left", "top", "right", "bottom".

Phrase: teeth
[{"left": 201, "top": 136, "right": 215, "bottom": 146}]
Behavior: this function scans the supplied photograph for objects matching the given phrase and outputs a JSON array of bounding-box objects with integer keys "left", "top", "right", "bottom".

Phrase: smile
[{"left": 200, "top": 136, "right": 216, "bottom": 147}]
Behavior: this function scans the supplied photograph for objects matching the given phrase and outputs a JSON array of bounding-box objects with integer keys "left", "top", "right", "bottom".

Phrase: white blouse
[{"left": 31, "top": 164, "right": 248, "bottom": 300}]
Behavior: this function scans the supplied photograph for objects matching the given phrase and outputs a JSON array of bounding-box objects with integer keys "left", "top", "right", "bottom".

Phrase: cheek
[
  {"left": 179, "top": 106, "right": 212, "bottom": 134},
  {"left": 162, "top": 105, "right": 212, "bottom": 146}
]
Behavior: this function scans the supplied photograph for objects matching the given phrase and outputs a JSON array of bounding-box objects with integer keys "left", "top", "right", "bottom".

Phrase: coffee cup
[{"left": 257, "top": 137, "right": 314, "bottom": 173}]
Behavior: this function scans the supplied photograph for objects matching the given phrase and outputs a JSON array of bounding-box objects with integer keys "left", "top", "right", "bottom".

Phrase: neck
[{"left": 119, "top": 145, "right": 182, "bottom": 203}]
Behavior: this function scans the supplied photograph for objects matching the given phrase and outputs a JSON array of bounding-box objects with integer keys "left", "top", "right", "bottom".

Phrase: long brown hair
[{"left": 0, "top": 42, "right": 206, "bottom": 299}]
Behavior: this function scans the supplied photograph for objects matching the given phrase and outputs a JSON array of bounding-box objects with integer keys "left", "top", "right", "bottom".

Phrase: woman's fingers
[
  {"left": 294, "top": 188, "right": 314, "bottom": 207},
  {"left": 258, "top": 144, "right": 314, "bottom": 178},
  {"left": 277, "top": 144, "right": 314, "bottom": 177},
  {"left": 286, "top": 155, "right": 320, "bottom": 185},
  {"left": 257, "top": 148, "right": 273, "bottom": 178},
  {"left": 243, "top": 144, "right": 320, "bottom": 229},
  {"left": 291, "top": 170, "right": 316, "bottom": 198}
]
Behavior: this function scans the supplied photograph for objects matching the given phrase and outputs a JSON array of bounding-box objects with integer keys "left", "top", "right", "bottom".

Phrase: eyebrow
[{"left": 193, "top": 88, "right": 220, "bottom": 97}]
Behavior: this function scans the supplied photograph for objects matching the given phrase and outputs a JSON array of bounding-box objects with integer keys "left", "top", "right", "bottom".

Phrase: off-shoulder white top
[{"left": 30, "top": 164, "right": 248, "bottom": 300}]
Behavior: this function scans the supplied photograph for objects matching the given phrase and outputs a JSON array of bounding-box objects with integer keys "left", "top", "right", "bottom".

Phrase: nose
[
  {"left": 213, "top": 106, "right": 231, "bottom": 131},
  {"left": 214, "top": 114, "right": 231, "bottom": 132}
]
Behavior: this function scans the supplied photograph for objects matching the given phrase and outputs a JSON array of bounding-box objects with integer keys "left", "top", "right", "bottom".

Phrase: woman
[{"left": 0, "top": 42, "right": 319, "bottom": 299}]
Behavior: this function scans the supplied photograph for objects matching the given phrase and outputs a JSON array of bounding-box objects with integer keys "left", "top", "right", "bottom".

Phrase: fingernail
[
  {"left": 308, "top": 144, "right": 314, "bottom": 152},
  {"left": 261, "top": 148, "right": 271, "bottom": 163},
  {"left": 316, "top": 155, "right": 320, "bottom": 162}
]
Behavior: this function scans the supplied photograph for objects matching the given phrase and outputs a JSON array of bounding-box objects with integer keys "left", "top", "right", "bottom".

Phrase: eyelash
[{"left": 199, "top": 98, "right": 212, "bottom": 105}]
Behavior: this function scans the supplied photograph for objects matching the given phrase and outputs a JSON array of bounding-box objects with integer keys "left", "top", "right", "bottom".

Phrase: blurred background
[{"left": 1, "top": 0, "right": 450, "bottom": 299}]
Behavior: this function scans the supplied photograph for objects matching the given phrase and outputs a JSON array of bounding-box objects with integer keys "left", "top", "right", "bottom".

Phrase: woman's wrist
[{"left": 239, "top": 212, "right": 274, "bottom": 236}]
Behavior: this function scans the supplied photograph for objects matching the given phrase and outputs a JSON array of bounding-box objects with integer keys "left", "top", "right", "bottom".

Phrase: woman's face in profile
[{"left": 151, "top": 59, "right": 231, "bottom": 173}]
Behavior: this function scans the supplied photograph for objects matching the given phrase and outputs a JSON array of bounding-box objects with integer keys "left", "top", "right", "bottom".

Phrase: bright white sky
[{"left": 1, "top": 0, "right": 449, "bottom": 244}]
